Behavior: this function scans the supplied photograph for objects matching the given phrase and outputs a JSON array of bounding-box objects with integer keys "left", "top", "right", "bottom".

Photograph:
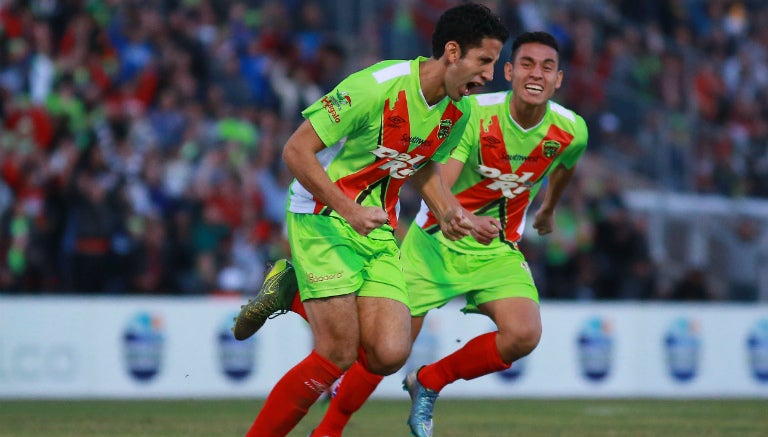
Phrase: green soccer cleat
[
  {"left": 231, "top": 259, "right": 298, "bottom": 340},
  {"left": 403, "top": 368, "right": 439, "bottom": 437}
]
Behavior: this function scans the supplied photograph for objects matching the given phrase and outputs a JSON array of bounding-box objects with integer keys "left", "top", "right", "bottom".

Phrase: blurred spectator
[
  {"left": 64, "top": 145, "right": 125, "bottom": 293},
  {"left": 590, "top": 188, "right": 654, "bottom": 300},
  {"left": 667, "top": 268, "right": 713, "bottom": 301},
  {"left": 722, "top": 217, "right": 767, "bottom": 302},
  {"left": 538, "top": 187, "right": 594, "bottom": 300}
]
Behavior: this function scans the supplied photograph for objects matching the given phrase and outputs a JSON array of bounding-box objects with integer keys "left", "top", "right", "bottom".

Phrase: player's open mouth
[
  {"left": 464, "top": 81, "right": 482, "bottom": 95},
  {"left": 524, "top": 84, "right": 544, "bottom": 94}
]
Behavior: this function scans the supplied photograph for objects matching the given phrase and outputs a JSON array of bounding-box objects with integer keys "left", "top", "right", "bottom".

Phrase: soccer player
[{"left": 234, "top": 4, "right": 509, "bottom": 437}]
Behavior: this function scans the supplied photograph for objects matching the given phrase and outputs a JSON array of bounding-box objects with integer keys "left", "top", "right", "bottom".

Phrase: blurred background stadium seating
[{"left": 1, "top": 0, "right": 766, "bottom": 301}]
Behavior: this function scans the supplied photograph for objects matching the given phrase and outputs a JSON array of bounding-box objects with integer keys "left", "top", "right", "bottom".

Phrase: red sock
[
  {"left": 313, "top": 360, "right": 383, "bottom": 436},
  {"left": 418, "top": 332, "right": 510, "bottom": 392},
  {"left": 246, "top": 350, "right": 342, "bottom": 437},
  {"left": 290, "top": 291, "right": 308, "bottom": 321}
]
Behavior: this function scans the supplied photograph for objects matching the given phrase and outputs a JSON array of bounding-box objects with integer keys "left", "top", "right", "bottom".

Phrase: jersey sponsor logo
[
  {"left": 306, "top": 271, "right": 343, "bottom": 283},
  {"left": 371, "top": 145, "right": 428, "bottom": 179},
  {"left": 505, "top": 153, "right": 542, "bottom": 162},
  {"left": 321, "top": 90, "right": 352, "bottom": 123},
  {"left": 475, "top": 165, "right": 535, "bottom": 199},
  {"left": 542, "top": 140, "right": 561, "bottom": 158},
  {"left": 399, "top": 133, "right": 431, "bottom": 148}
]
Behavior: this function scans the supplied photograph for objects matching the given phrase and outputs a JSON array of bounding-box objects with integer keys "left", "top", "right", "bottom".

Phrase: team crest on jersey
[
  {"left": 321, "top": 90, "right": 352, "bottom": 123},
  {"left": 437, "top": 119, "right": 453, "bottom": 139},
  {"left": 542, "top": 140, "right": 561, "bottom": 158}
]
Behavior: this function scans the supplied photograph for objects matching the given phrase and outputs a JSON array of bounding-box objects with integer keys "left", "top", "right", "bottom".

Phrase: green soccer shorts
[
  {"left": 402, "top": 223, "right": 539, "bottom": 317},
  {"left": 287, "top": 212, "right": 408, "bottom": 305}
]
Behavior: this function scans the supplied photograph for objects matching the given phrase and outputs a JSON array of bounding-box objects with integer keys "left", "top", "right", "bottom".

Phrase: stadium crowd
[{"left": 1, "top": 0, "right": 767, "bottom": 301}]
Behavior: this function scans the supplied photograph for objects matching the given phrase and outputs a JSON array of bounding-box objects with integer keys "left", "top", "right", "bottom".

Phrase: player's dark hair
[
  {"left": 432, "top": 2, "right": 509, "bottom": 58},
  {"left": 510, "top": 31, "right": 560, "bottom": 63}
]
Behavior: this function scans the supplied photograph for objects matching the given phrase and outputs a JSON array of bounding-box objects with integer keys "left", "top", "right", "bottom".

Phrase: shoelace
[{"left": 268, "top": 310, "right": 289, "bottom": 319}]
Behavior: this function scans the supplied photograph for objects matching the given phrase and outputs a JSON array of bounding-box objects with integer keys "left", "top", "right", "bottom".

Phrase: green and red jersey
[
  {"left": 415, "top": 90, "right": 588, "bottom": 253},
  {"left": 287, "top": 57, "right": 471, "bottom": 230}
]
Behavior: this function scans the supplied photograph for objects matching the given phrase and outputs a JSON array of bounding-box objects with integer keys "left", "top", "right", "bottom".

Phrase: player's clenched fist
[
  {"left": 343, "top": 204, "right": 390, "bottom": 236},
  {"left": 438, "top": 207, "right": 474, "bottom": 241}
]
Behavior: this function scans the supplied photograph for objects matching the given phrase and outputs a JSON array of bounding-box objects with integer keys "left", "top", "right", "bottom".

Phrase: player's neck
[
  {"left": 419, "top": 58, "right": 448, "bottom": 106},
  {"left": 510, "top": 98, "right": 546, "bottom": 129}
]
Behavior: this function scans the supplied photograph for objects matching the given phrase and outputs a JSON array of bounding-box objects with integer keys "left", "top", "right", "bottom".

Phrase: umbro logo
[{"left": 304, "top": 378, "right": 328, "bottom": 394}]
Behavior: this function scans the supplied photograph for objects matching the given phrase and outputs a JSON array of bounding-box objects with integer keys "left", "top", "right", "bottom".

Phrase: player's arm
[
  {"left": 410, "top": 160, "right": 473, "bottom": 241},
  {"left": 282, "top": 120, "right": 388, "bottom": 236},
  {"left": 440, "top": 158, "right": 500, "bottom": 245},
  {"left": 532, "top": 163, "right": 576, "bottom": 235}
]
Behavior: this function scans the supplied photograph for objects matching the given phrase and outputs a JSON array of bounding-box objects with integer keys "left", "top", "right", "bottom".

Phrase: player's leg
[
  {"left": 397, "top": 225, "right": 465, "bottom": 437},
  {"left": 415, "top": 297, "right": 540, "bottom": 392},
  {"left": 308, "top": 296, "right": 415, "bottom": 437},
  {"left": 246, "top": 295, "right": 357, "bottom": 437},
  {"left": 414, "top": 248, "right": 540, "bottom": 390},
  {"left": 310, "top": 359, "right": 383, "bottom": 437},
  {"left": 312, "top": 314, "right": 428, "bottom": 437},
  {"left": 404, "top": 297, "right": 539, "bottom": 437},
  {"left": 311, "top": 228, "right": 416, "bottom": 437},
  {"left": 478, "top": 297, "right": 541, "bottom": 362},
  {"left": 244, "top": 214, "right": 369, "bottom": 437}
]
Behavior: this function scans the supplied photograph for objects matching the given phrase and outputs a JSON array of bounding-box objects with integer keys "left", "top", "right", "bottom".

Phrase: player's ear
[
  {"left": 555, "top": 70, "right": 563, "bottom": 90},
  {"left": 444, "top": 41, "right": 460, "bottom": 62},
  {"left": 504, "top": 61, "right": 513, "bottom": 82}
]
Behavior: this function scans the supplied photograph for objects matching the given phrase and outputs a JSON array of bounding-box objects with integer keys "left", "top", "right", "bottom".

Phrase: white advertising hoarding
[{"left": 0, "top": 296, "right": 766, "bottom": 399}]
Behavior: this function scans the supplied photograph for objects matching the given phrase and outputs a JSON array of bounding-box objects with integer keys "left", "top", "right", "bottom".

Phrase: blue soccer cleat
[
  {"left": 403, "top": 368, "right": 439, "bottom": 437},
  {"left": 231, "top": 259, "right": 298, "bottom": 340}
]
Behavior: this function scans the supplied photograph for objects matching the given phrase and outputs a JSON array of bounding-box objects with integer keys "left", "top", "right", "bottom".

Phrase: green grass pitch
[{"left": 1, "top": 398, "right": 766, "bottom": 436}]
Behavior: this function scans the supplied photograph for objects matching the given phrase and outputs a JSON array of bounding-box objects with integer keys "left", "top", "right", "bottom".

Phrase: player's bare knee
[
  {"left": 363, "top": 346, "right": 410, "bottom": 375},
  {"left": 366, "top": 358, "right": 406, "bottom": 376},
  {"left": 498, "top": 324, "right": 542, "bottom": 360},
  {"left": 316, "top": 345, "right": 359, "bottom": 371}
]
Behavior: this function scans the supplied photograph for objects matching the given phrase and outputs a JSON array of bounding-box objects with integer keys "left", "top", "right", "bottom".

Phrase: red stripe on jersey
[
  {"left": 423, "top": 121, "right": 574, "bottom": 244},
  {"left": 313, "top": 90, "right": 464, "bottom": 229}
]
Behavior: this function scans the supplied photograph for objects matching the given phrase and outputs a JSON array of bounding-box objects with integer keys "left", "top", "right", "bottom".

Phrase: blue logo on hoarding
[
  {"left": 664, "top": 318, "right": 700, "bottom": 382},
  {"left": 123, "top": 312, "right": 164, "bottom": 382},
  {"left": 747, "top": 319, "right": 768, "bottom": 383},
  {"left": 497, "top": 356, "right": 526, "bottom": 382},
  {"left": 218, "top": 312, "right": 257, "bottom": 381},
  {"left": 577, "top": 317, "right": 613, "bottom": 381}
]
